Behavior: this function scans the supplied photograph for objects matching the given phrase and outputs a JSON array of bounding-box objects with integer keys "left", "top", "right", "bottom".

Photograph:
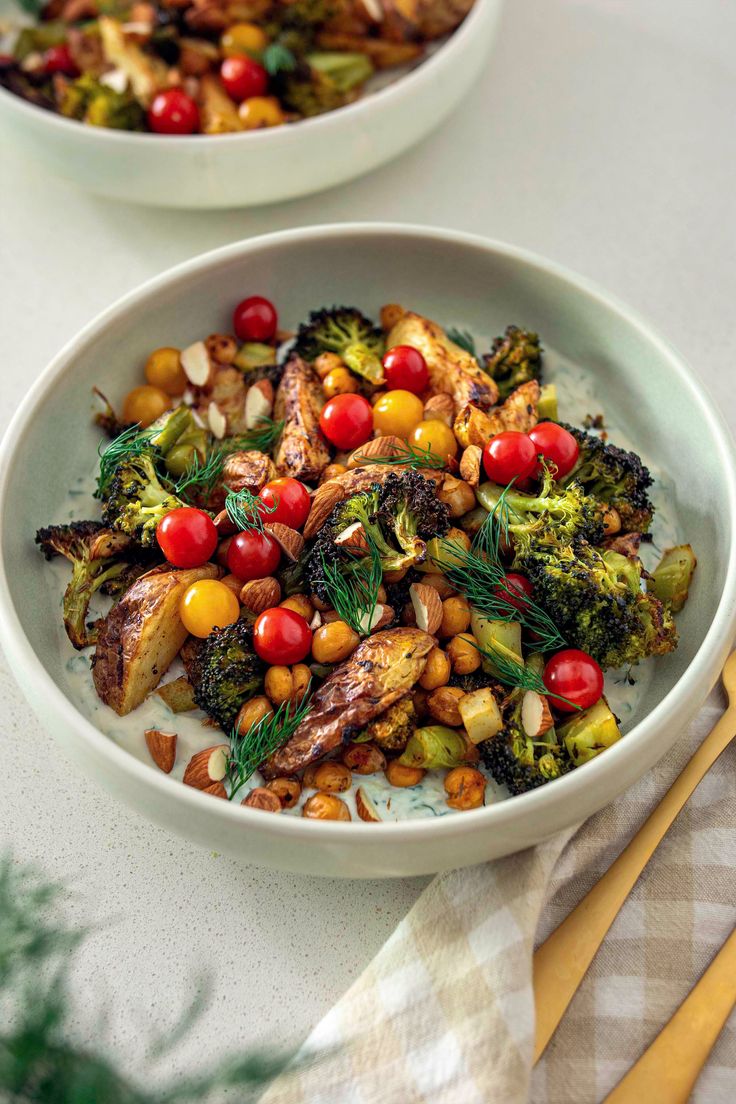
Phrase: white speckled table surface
[{"left": 1, "top": 0, "right": 735, "bottom": 1086}]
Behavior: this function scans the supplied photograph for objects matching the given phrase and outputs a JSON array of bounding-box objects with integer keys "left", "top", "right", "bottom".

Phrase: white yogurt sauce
[{"left": 49, "top": 345, "right": 681, "bottom": 821}]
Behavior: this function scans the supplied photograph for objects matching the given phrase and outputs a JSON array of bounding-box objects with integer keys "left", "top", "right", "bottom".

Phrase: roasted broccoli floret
[
  {"left": 306, "top": 471, "right": 450, "bottom": 598},
  {"left": 101, "top": 453, "right": 188, "bottom": 546},
  {"left": 483, "top": 325, "right": 543, "bottom": 400},
  {"left": 356, "top": 697, "right": 417, "bottom": 751},
  {"left": 187, "top": 620, "right": 265, "bottom": 731},
  {"left": 517, "top": 535, "right": 677, "bottom": 669},
  {"left": 481, "top": 467, "right": 605, "bottom": 546},
  {"left": 59, "top": 75, "right": 145, "bottom": 131},
  {"left": 281, "top": 52, "right": 373, "bottom": 116},
  {"left": 479, "top": 688, "right": 570, "bottom": 795},
  {"left": 558, "top": 423, "right": 654, "bottom": 532},
  {"left": 35, "top": 521, "right": 137, "bottom": 650},
  {"left": 293, "top": 306, "right": 385, "bottom": 383}
]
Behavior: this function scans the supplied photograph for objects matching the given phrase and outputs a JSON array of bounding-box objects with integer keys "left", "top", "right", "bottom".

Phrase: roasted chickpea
[
  {"left": 314, "top": 352, "right": 345, "bottom": 379},
  {"left": 444, "top": 767, "right": 486, "bottom": 811},
  {"left": 145, "top": 347, "right": 186, "bottom": 395},
  {"left": 385, "top": 760, "right": 425, "bottom": 788},
  {"left": 234, "top": 696, "right": 273, "bottom": 735},
  {"left": 446, "top": 633, "right": 481, "bottom": 675},
  {"left": 400, "top": 601, "right": 417, "bottom": 627},
  {"left": 122, "top": 385, "right": 170, "bottom": 428},
  {"left": 412, "top": 687, "right": 430, "bottom": 719},
  {"left": 313, "top": 762, "right": 352, "bottom": 793},
  {"left": 323, "top": 367, "right": 359, "bottom": 397},
  {"left": 603, "top": 506, "right": 622, "bottom": 536},
  {"left": 311, "top": 620, "right": 360, "bottom": 664},
  {"left": 310, "top": 593, "right": 332, "bottom": 612},
  {"left": 320, "top": 608, "right": 342, "bottom": 624},
  {"left": 320, "top": 462, "right": 348, "bottom": 484},
  {"left": 220, "top": 573, "right": 244, "bottom": 599},
  {"left": 440, "top": 595, "right": 471, "bottom": 638},
  {"left": 342, "top": 742, "right": 387, "bottom": 775},
  {"left": 438, "top": 475, "right": 477, "bottom": 519},
  {"left": 303, "top": 792, "right": 351, "bottom": 820},
  {"left": 419, "top": 646, "right": 451, "bottom": 690},
  {"left": 266, "top": 776, "right": 302, "bottom": 809},
  {"left": 264, "top": 665, "right": 293, "bottom": 706},
  {"left": 216, "top": 537, "right": 233, "bottom": 569},
  {"left": 422, "top": 572, "right": 457, "bottom": 600},
  {"left": 242, "top": 787, "right": 282, "bottom": 812},
  {"left": 280, "top": 595, "right": 314, "bottom": 621},
  {"left": 302, "top": 763, "right": 319, "bottom": 789},
  {"left": 291, "top": 663, "right": 311, "bottom": 701},
  {"left": 427, "top": 685, "right": 465, "bottom": 727},
  {"left": 380, "top": 303, "right": 405, "bottom": 331}
]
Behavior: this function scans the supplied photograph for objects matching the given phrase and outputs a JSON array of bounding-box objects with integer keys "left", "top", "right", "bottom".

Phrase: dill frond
[{"left": 229, "top": 689, "right": 313, "bottom": 800}]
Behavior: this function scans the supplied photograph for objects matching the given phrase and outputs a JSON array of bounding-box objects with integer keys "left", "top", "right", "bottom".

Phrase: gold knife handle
[
  {"left": 603, "top": 928, "right": 736, "bottom": 1103},
  {"left": 533, "top": 693, "right": 736, "bottom": 1062}
]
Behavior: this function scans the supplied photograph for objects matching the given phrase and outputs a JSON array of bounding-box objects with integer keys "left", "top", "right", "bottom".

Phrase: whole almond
[
  {"left": 459, "top": 445, "right": 483, "bottom": 487},
  {"left": 409, "top": 582, "right": 443, "bottom": 635},
  {"left": 242, "top": 787, "right": 282, "bottom": 812},
  {"left": 240, "top": 576, "right": 281, "bottom": 614},
  {"left": 183, "top": 744, "right": 230, "bottom": 790},
  {"left": 213, "top": 509, "right": 237, "bottom": 536},
  {"left": 521, "top": 690, "right": 555, "bottom": 737},
  {"left": 145, "top": 729, "right": 177, "bottom": 773},
  {"left": 347, "top": 435, "right": 405, "bottom": 468},
  {"left": 423, "top": 393, "right": 454, "bottom": 426},
  {"left": 202, "top": 781, "right": 228, "bottom": 799},
  {"left": 303, "top": 482, "right": 346, "bottom": 540},
  {"left": 355, "top": 786, "right": 382, "bottom": 822},
  {"left": 264, "top": 522, "right": 304, "bottom": 562},
  {"left": 334, "top": 521, "right": 370, "bottom": 554}
]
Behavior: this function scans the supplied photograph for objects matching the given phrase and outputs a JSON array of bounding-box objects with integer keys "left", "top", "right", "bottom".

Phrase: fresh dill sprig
[
  {"left": 471, "top": 639, "right": 579, "bottom": 709},
  {"left": 447, "top": 326, "right": 478, "bottom": 358},
  {"left": 320, "top": 543, "right": 382, "bottom": 636},
  {"left": 224, "top": 418, "right": 284, "bottom": 455},
  {"left": 225, "top": 487, "right": 276, "bottom": 534},
  {"left": 173, "top": 418, "right": 284, "bottom": 503},
  {"left": 95, "top": 424, "right": 155, "bottom": 498},
  {"left": 352, "top": 441, "right": 447, "bottom": 471},
  {"left": 174, "top": 448, "right": 224, "bottom": 502},
  {"left": 229, "top": 689, "right": 313, "bottom": 800},
  {"left": 262, "top": 42, "right": 297, "bottom": 74}
]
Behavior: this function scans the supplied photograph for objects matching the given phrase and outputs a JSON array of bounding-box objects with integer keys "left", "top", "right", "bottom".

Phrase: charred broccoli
[
  {"left": 35, "top": 521, "right": 139, "bottom": 649},
  {"left": 517, "top": 535, "right": 677, "bottom": 669},
  {"left": 294, "top": 306, "right": 385, "bottom": 383},
  {"left": 187, "top": 620, "right": 265, "bottom": 731},
  {"left": 483, "top": 325, "right": 543, "bottom": 400},
  {"left": 101, "top": 452, "right": 188, "bottom": 546},
  {"left": 306, "top": 471, "right": 450, "bottom": 599},
  {"left": 558, "top": 423, "right": 654, "bottom": 532},
  {"left": 479, "top": 467, "right": 605, "bottom": 546},
  {"left": 355, "top": 697, "right": 417, "bottom": 751},
  {"left": 480, "top": 689, "right": 570, "bottom": 795},
  {"left": 60, "top": 75, "right": 145, "bottom": 131},
  {"left": 281, "top": 52, "right": 373, "bottom": 116}
]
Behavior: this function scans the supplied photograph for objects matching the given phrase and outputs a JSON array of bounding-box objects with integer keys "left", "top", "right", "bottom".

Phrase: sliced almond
[
  {"left": 202, "top": 781, "right": 228, "bottom": 799},
  {"left": 183, "top": 744, "right": 230, "bottom": 790},
  {"left": 347, "top": 434, "right": 404, "bottom": 468},
  {"left": 459, "top": 445, "right": 482, "bottom": 487},
  {"left": 409, "top": 582, "right": 443, "bottom": 635},
  {"left": 181, "top": 340, "right": 214, "bottom": 388},
  {"left": 423, "top": 393, "right": 454, "bottom": 426},
  {"left": 207, "top": 400, "right": 227, "bottom": 440},
  {"left": 244, "top": 379, "right": 274, "bottom": 429},
  {"left": 240, "top": 576, "right": 281, "bottom": 615},
  {"left": 334, "top": 521, "right": 370, "bottom": 555},
  {"left": 357, "top": 603, "right": 394, "bottom": 634},
  {"left": 265, "top": 522, "right": 304, "bottom": 562},
  {"left": 144, "top": 729, "right": 177, "bottom": 773},
  {"left": 309, "top": 610, "right": 324, "bottom": 631},
  {"left": 303, "top": 482, "right": 346, "bottom": 540},
  {"left": 521, "top": 690, "right": 555, "bottom": 737},
  {"left": 355, "top": 786, "right": 382, "bottom": 822}
]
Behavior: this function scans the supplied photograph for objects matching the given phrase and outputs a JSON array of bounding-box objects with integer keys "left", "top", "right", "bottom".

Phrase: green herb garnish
[
  {"left": 262, "top": 42, "right": 297, "bottom": 75},
  {"left": 224, "top": 487, "right": 276, "bottom": 534},
  {"left": 447, "top": 327, "right": 478, "bottom": 358},
  {"left": 174, "top": 418, "right": 285, "bottom": 503},
  {"left": 229, "top": 688, "right": 313, "bottom": 800},
  {"left": 471, "top": 639, "right": 578, "bottom": 708},
  {"left": 95, "top": 423, "right": 155, "bottom": 498},
  {"left": 352, "top": 441, "right": 447, "bottom": 471},
  {"left": 319, "top": 542, "right": 382, "bottom": 636}
]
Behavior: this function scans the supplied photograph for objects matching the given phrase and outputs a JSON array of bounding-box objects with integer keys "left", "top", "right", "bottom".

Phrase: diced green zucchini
[
  {"left": 233, "top": 342, "right": 277, "bottom": 373},
  {"left": 154, "top": 676, "right": 197, "bottom": 713},
  {"left": 475, "top": 481, "right": 504, "bottom": 515},
  {"left": 537, "top": 384, "right": 558, "bottom": 422},
  {"left": 470, "top": 611, "right": 523, "bottom": 677},
  {"left": 649, "top": 545, "right": 697, "bottom": 612},
  {"left": 557, "top": 698, "right": 621, "bottom": 766},
  {"left": 397, "top": 726, "right": 469, "bottom": 770}
]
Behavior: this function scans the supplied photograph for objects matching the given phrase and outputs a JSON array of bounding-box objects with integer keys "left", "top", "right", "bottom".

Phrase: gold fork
[{"left": 533, "top": 650, "right": 736, "bottom": 1065}]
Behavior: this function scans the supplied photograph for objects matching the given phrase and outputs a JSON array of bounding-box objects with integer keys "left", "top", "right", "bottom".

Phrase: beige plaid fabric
[{"left": 261, "top": 689, "right": 736, "bottom": 1104}]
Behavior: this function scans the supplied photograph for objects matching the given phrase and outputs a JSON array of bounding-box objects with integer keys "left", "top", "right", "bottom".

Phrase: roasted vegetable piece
[
  {"left": 185, "top": 619, "right": 265, "bottom": 731},
  {"left": 60, "top": 74, "right": 145, "bottom": 130},
  {"left": 558, "top": 423, "right": 655, "bottom": 533},
  {"left": 35, "top": 521, "right": 139, "bottom": 650},
  {"left": 281, "top": 52, "right": 373, "bottom": 116},
  {"left": 397, "top": 725, "right": 470, "bottom": 770},
  {"left": 648, "top": 545, "right": 697, "bottom": 612},
  {"left": 354, "top": 696, "right": 417, "bottom": 751},
  {"left": 92, "top": 564, "right": 219, "bottom": 715},
  {"left": 260, "top": 627, "right": 434, "bottom": 777},
  {"left": 476, "top": 466, "right": 606, "bottom": 546},
  {"left": 294, "top": 306, "right": 385, "bottom": 383},
  {"left": 483, "top": 325, "right": 543, "bottom": 401},
  {"left": 101, "top": 452, "right": 189, "bottom": 546},
  {"left": 483, "top": 380, "right": 540, "bottom": 438},
  {"left": 556, "top": 698, "right": 622, "bottom": 765},
  {"left": 479, "top": 687, "right": 570, "bottom": 795},
  {"left": 273, "top": 354, "right": 331, "bottom": 482},
  {"left": 154, "top": 675, "right": 197, "bottom": 713},
  {"left": 387, "top": 310, "right": 498, "bottom": 411}
]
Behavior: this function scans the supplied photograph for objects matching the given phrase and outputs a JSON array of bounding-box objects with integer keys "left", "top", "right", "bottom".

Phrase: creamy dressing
[{"left": 49, "top": 346, "right": 681, "bottom": 821}]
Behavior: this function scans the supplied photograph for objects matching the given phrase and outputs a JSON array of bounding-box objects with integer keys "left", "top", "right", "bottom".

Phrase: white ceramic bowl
[
  {"left": 1, "top": 224, "right": 735, "bottom": 878},
  {"left": 0, "top": 0, "right": 501, "bottom": 209}
]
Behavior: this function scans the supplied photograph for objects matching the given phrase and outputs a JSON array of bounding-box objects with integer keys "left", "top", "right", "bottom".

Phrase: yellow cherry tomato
[
  {"left": 409, "top": 419, "right": 459, "bottom": 462},
  {"left": 372, "top": 390, "right": 425, "bottom": 439},
  {"left": 180, "top": 580, "right": 240, "bottom": 638},
  {"left": 238, "top": 96, "right": 285, "bottom": 129},
  {"left": 144, "top": 347, "right": 187, "bottom": 396},
  {"left": 122, "top": 385, "right": 171, "bottom": 428},
  {"left": 221, "top": 22, "right": 268, "bottom": 57},
  {"left": 323, "top": 367, "right": 358, "bottom": 397}
]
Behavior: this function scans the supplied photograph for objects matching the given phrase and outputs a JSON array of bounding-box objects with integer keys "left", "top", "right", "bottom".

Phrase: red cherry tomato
[
  {"left": 220, "top": 55, "right": 268, "bottom": 102},
  {"left": 148, "top": 89, "right": 200, "bottom": 135},
  {"left": 253, "top": 607, "right": 312, "bottom": 665},
  {"left": 543, "top": 649, "right": 604, "bottom": 712},
  {"left": 528, "top": 422, "right": 580, "bottom": 479},
  {"left": 43, "top": 43, "right": 78, "bottom": 76},
  {"left": 493, "top": 572, "right": 533, "bottom": 612},
  {"left": 233, "top": 295, "right": 278, "bottom": 342},
  {"left": 227, "top": 529, "right": 281, "bottom": 580},
  {"left": 258, "top": 478, "right": 311, "bottom": 530},
  {"left": 156, "top": 507, "right": 217, "bottom": 568},
  {"left": 319, "top": 394, "right": 374, "bottom": 451},
  {"left": 382, "top": 345, "right": 429, "bottom": 394},
  {"left": 483, "top": 431, "right": 538, "bottom": 485}
]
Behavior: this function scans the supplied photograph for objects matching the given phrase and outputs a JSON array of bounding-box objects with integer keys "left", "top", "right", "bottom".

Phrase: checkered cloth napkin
[{"left": 261, "top": 689, "right": 736, "bottom": 1104}]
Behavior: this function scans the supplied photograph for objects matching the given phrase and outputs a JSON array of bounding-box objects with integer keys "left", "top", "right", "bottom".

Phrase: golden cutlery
[{"left": 533, "top": 650, "right": 736, "bottom": 1062}]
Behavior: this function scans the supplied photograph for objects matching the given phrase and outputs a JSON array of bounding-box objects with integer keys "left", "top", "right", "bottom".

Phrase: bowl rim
[
  {"left": 0, "top": 0, "right": 491, "bottom": 147},
  {"left": 1, "top": 222, "right": 735, "bottom": 846}
]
